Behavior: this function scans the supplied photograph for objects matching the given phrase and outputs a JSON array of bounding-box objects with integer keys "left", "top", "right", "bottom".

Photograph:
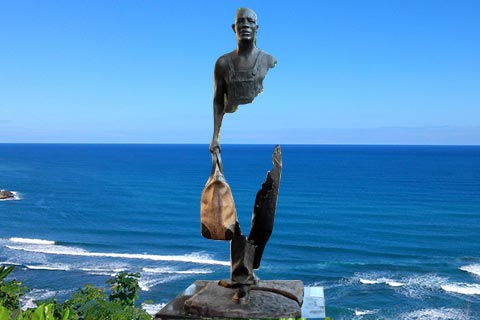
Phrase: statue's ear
[{"left": 232, "top": 24, "right": 236, "bottom": 33}]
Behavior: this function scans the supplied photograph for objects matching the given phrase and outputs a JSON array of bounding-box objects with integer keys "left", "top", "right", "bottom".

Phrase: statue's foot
[
  {"left": 232, "top": 284, "right": 250, "bottom": 304},
  {"left": 253, "top": 271, "right": 260, "bottom": 284}
]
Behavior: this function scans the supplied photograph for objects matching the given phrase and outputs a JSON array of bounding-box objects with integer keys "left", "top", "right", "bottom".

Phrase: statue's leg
[
  {"left": 248, "top": 145, "right": 282, "bottom": 269},
  {"left": 230, "top": 222, "right": 256, "bottom": 303},
  {"left": 227, "top": 146, "right": 282, "bottom": 304}
]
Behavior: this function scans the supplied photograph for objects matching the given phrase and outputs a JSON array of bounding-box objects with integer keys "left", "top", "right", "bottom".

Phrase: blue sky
[{"left": 1, "top": 1, "right": 479, "bottom": 144}]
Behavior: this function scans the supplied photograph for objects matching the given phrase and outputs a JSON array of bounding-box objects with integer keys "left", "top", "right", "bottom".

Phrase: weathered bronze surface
[
  {"left": 200, "top": 150, "right": 236, "bottom": 240},
  {"left": 248, "top": 145, "right": 282, "bottom": 269},
  {"left": 203, "top": 6, "right": 286, "bottom": 305},
  {"left": 210, "top": 7, "right": 276, "bottom": 152},
  {"left": 192, "top": 7, "right": 302, "bottom": 318}
]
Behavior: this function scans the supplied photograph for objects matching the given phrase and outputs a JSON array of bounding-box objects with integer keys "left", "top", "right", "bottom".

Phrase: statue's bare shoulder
[
  {"left": 256, "top": 50, "right": 277, "bottom": 79},
  {"left": 214, "top": 51, "right": 235, "bottom": 80},
  {"left": 261, "top": 50, "right": 277, "bottom": 69}
]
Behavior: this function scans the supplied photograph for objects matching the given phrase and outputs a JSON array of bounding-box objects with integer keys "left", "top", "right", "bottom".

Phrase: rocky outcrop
[{"left": 0, "top": 190, "right": 15, "bottom": 200}]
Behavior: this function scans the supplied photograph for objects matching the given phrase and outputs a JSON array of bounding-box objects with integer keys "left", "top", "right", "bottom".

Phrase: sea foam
[
  {"left": 80, "top": 267, "right": 126, "bottom": 276},
  {"left": 9, "top": 237, "right": 55, "bottom": 245},
  {"left": 21, "top": 289, "right": 59, "bottom": 310},
  {"left": 139, "top": 274, "right": 183, "bottom": 291},
  {"left": 142, "top": 267, "right": 213, "bottom": 275},
  {"left": 441, "top": 283, "right": 480, "bottom": 295},
  {"left": 359, "top": 277, "right": 404, "bottom": 287},
  {"left": 137, "top": 267, "right": 212, "bottom": 291},
  {"left": 6, "top": 241, "right": 229, "bottom": 266},
  {"left": 354, "top": 309, "right": 376, "bottom": 316},
  {"left": 359, "top": 278, "right": 380, "bottom": 285},
  {"left": 399, "top": 308, "right": 469, "bottom": 320},
  {"left": 358, "top": 273, "right": 453, "bottom": 299},
  {"left": 460, "top": 264, "right": 480, "bottom": 277},
  {"left": 24, "top": 288, "right": 58, "bottom": 301},
  {"left": 26, "top": 264, "right": 70, "bottom": 271}
]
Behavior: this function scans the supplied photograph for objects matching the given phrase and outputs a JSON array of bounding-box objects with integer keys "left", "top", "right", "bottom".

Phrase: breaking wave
[
  {"left": 25, "top": 264, "right": 70, "bottom": 271},
  {"left": 359, "top": 277, "right": 404, "bottom": 287},
  {"left": 354, "top": 309, "right": 377, "bottom": 316},
  {"left": 9, "top": 237, "right": 55, "bottom": 245},
  {"left": 460, "top": 264, "right": 480, "bottom": 277},
  {"left": 142, "top": 267, "right": 213, "bottom": 275},
  {"left": 441, "top": 283, "right": 480, "bottom": 295},
  {"left": 356, "top": 272, "right": 456, "bottom": 299},
  {"left": 138, "top": 275, "right": 183, "bottom": 291},
  {"left": 1, "top": 237, "right": 221, "bottom": 292},
  {"left": 80, "top": 267, "right": 127, "bottom": 276},
  {"left": 4, "top": 237, "right": 229, "bottom": 266},
  {"left": 21, "top": 288, "right": 73, "bottom": 311},
  {"left": 138, "top": 267, "right": 213, "bottom": 291},
  {"left": 398, "top": 308, "right": 469, "bottom": 320}
]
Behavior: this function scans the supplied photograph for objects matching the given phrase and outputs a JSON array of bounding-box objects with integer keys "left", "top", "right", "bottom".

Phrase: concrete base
[{"left": 155, "top": 280, "right": 304, "bottom": 319}]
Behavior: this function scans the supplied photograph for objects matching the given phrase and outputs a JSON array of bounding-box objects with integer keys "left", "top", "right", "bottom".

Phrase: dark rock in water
[{"left": 0, "top": 190, "right": 15, "bottom": 200}]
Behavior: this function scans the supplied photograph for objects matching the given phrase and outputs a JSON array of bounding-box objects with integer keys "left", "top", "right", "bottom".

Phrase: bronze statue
[
  {"left": 204, "top": 7, "right": 280, "bottom": 304},
  {"left": 158, "top": 8, "right": 305, "bottom": 319},
  {"left": 210, "top": 7, "right": 277, "bottom": 153}
]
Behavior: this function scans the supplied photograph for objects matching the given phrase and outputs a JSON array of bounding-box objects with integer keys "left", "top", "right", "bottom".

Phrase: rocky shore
[{"left": 0, "top": 190, "right": 15, "bottom": 200}]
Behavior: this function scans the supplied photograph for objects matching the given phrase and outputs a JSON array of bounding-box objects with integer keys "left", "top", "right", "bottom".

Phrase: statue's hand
[{"left": 209, "top": 140, "right": 220, "bottom": 153}]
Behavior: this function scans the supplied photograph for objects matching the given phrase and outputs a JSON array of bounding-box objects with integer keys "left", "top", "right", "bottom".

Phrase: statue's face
[{"left": 233, "top": 9, "right": 258, "bottom": 42}]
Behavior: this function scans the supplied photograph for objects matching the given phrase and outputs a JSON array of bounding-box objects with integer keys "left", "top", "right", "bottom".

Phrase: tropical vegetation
[{"left": 0, "top": 265, "right": 152, "bottom": 320}]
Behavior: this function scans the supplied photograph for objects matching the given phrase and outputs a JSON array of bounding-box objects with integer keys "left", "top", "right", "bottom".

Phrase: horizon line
[{"left": 0, "top": 142, "right": 479, "bottom": 147}]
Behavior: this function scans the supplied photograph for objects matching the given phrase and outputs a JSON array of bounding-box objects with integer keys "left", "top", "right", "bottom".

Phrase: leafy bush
[
  {"left": 107, "top": 271, "right": 141, "bottom": 307},
  {"left": 0, "top": 265, "right": 26, "bottom": 311},
  {"left": 0, "top": 266, "right": 152, "bottom": 320},
  {"left": 58, "top": 272, "right": 150, "bottom": 320}
]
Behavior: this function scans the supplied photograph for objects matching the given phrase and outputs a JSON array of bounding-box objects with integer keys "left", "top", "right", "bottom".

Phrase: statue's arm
[{"left": 210, "top": 58, "right": 227, "bottom": 153}]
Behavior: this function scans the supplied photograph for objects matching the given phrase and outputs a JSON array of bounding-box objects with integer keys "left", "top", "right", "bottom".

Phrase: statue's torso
[{"left": 225, "top": 50, "right": 265, "bottom": 113}]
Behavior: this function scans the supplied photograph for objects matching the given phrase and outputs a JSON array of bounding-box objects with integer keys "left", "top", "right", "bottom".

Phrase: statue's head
[{"left": 232, "top": 8, "right": 258, "bottom": 43}]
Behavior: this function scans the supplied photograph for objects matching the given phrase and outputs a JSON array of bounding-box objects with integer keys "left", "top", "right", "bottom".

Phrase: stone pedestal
[{"left": 156, "top": 280, "right": 304, "bottom": 319}]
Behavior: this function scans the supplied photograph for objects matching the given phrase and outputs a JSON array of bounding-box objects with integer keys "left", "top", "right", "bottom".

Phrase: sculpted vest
[{"left": 225, "top": 50, "right": 264, "bottom": 113}]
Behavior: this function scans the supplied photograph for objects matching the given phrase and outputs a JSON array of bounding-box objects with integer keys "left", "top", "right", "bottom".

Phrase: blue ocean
[{"left": 1, "top": 144, "right": 480, "bottom": 319}]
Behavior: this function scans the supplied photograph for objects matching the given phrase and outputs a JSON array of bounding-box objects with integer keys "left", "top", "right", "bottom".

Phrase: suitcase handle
[{"left": 211, "top": 148, "right": 223, "bottom": 175}]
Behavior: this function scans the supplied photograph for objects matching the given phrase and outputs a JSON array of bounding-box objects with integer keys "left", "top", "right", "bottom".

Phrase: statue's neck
[{"left": 237, "top": 40, "right": 256, "bottom": 55}]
